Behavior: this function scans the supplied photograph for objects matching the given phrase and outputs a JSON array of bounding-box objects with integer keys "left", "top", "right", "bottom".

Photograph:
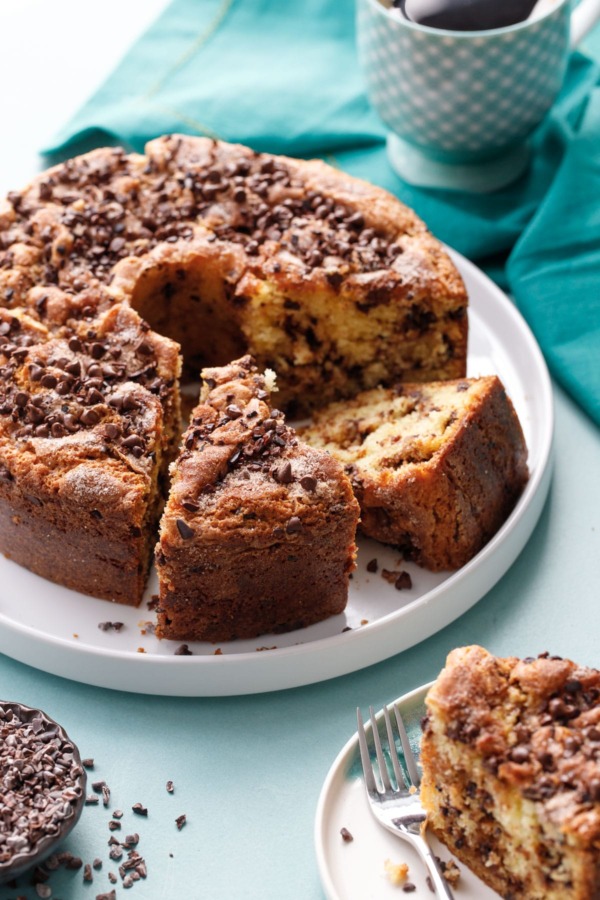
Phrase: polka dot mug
[{"left": 357, "top": 0, "right": 600, "bottom": 191}]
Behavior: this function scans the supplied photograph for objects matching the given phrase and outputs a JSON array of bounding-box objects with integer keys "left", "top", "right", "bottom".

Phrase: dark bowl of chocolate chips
[{"left": 0, "top": 700, "right": 86, "bottom": 883}]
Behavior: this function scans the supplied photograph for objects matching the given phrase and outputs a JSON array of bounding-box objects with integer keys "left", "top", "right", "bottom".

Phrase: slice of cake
[
  {"left": 301, "top": 376, "right": 528, "bottom": 571},
  {"left": 421, "top": 646, "right": 600, "bottom": 900},
  {"left": 155, "top": 355, "right": 360, "bottom": 642},
  {"left": 0, "top": 300, "right": 181, "bottom": 605}
]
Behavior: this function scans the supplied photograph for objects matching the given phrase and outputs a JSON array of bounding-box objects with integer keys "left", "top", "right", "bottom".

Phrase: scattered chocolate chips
[
  {"left": 175, "top": 814, "right": 187, "bottom": 831},
  {"left": 97, "top": 622, "right": 124, "bottom": 632},
  {"left": 132, "top": 803, "right": 148, "bottom": 817},
  {"left": 366, "top": 558, "right": 378, "bottom": 573},
  {"left": 340, "top": 827, "right": 353, "bottom": 843},
  {"left": 174, "top": 644, "right": 193, "bottom": 656},
  {"left": 394, "top": 571, "right": 412, "bottom": 590},
  {"left": 82, "top": 757, "right": 95, "bottom": 769},
  {"left": 166, "top": 781, "right": 174, "bottom": 793}
]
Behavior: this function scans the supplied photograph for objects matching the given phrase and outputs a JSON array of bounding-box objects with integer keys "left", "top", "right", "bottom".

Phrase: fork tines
[{"left": 357, "top": 703, "right": 421, "bottom": 793}]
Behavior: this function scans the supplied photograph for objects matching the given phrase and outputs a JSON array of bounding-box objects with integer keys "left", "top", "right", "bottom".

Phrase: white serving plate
[
  {"left": 315, "top": 683, "right": 500, "bottom": 899},
  {"left": 0, "top": 249, "right": 553, "bottom": 696}
]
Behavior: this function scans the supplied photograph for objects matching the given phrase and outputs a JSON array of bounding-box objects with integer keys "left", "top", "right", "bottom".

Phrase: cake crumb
[
  {"left": 384, "top": 859, "right": 409, "bottom": 885},
  {"left": 439, "top": 858, "right": 461, "bottom": 887}
]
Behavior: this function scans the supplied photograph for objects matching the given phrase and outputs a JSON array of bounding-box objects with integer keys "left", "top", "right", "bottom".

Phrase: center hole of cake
[{"left": 128, "top": 262, "right": 247, "bottom": 382}]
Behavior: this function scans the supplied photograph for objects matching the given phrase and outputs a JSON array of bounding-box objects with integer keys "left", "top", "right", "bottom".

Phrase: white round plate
[
  {"left": 315, "top": 683, "right": 500, "bottom": 899},
  {"left": 0, "top": 249, "right": 553, "bottom": 696}
]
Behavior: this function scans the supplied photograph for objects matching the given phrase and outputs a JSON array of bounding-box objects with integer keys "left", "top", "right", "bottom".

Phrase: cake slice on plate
[
  {"left": 421, "top": 646, "right": 600, "bottom": 899},
  {"left": 302, "top": 376, "right": 528, "bottom": 571},
  {"left": 155, "top": 355, "right": 360, "bottom": 642}
]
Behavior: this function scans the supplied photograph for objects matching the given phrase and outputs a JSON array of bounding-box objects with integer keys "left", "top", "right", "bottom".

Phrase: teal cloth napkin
[{"left": 43, "top": 0, "right": 600, "bottom": 427}]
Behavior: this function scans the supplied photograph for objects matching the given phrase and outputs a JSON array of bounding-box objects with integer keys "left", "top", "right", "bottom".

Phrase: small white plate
[
  {"left": 0, "top": 249, "right": 553, "bottom": 696},
  {"left": 315, "top": 683, "right": 500, "bottom": 899}
]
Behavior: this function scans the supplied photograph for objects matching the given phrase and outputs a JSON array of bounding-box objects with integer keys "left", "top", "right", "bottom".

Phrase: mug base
[{"left": 387, "top": 133, "right": 531, "bottom": 193}]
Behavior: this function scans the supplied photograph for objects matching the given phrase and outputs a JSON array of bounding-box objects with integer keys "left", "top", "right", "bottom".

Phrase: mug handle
[{"left": 570, "top": 0, "right": 600, "bottom": 46}]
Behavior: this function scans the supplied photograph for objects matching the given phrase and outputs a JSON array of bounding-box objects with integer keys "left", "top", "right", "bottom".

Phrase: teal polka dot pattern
[{"left": 357, "top": 0, "right": 571, "bottom": 161}]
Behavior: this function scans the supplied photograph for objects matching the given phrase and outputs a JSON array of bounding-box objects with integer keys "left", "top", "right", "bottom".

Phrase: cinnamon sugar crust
[{"left": 421, "top": 646, "right": 600, "bottom": 899}]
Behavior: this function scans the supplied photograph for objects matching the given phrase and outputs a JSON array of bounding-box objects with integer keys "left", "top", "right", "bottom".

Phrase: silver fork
[{"left": 357, "top": 704, "right": 454, "bottom": 898}]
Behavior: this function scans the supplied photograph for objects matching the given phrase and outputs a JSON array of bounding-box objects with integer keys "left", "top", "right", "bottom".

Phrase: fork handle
[{"left": 408, "top": 833, "right": 455, "bottom": 899}]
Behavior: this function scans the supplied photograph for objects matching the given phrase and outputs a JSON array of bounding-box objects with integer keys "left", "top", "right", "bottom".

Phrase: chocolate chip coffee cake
[
  {"left": 302, "top": 376, "right": 528, "bottom": 571},
  {"left": 155, "top": 356, "right": 360, "bottom": 642},
  {"left": 0, "top": 133, "right": 467, "bottom": 622},
  {"left": 421, "top": 646, "right": 600, "bottom": 899}
]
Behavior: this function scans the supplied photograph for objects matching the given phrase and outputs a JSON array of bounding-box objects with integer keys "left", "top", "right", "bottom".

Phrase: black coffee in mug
[{"left": 395, "top": 0, "right": 540, "bottom": 30}]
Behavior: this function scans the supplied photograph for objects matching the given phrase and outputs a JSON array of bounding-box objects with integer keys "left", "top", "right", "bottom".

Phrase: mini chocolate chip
[
  {"left": 340, "top": 827, "right": 353, "bottom": 842},
  {"left": 90, "top": 342, "right": 106, "bottom": 359},
  {"left": 286, "top": 516, "right": 303, "bottom": 534},
  {"left": 174, "top": 644, "right": 193, "bottom": 656},
  {"left": 273, "top": 461, "right": 293, "bottom": 484},
  {"left": 510, "top": 746, "right": 530, "bottom": 764},
  {"left": 132, "top": 803, "right": 148, "bottom": 816},
  {"left": 103, "top": 423, "right": 120, "bottom": 439},
  {"left": 80, "top": 409, "right": 100, "bottom": 426},
  {"left": 40, "top": 373, "right": 58, "bottom": 389},
  {"left": 366, "top": 558, "right": 378, "bottom": 573},
  {"left": 226, "top": 404, "right": 243, "bottom": 419},
  {"left": 176, "top": 519, "right": 194, "bottom": 540},
  {"left": 299, "top": 475, "right": 317, "bottom": 492}
]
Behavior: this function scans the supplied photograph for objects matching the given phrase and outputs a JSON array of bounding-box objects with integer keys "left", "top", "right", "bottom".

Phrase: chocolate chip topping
[
  {"left": 435, "top": 648, "right": 600, "bottom": 812},
  {"left": 1, "top": 138, "right": 408, "bottom": 310},
  {"left": 0, "top": 308, "right": 165, "bottom": 466},
  {"left": 175, "top": 519, "right": 194, "bottom": 540}
]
